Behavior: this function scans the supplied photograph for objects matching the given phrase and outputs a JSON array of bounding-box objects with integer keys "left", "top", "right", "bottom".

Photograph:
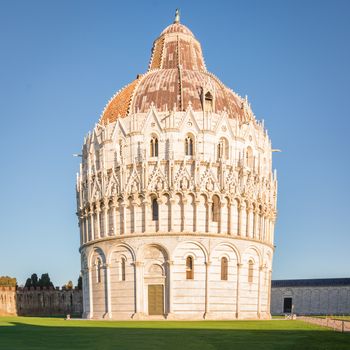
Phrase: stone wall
[
  {"left": 271, "top": 279, "right": 350, "bottom": 316},
  {"left": 0, "top": 286, "right": 17, "bottom": 316},
  {"left": 16, "top": 287, "right": 83, "bottom": 316}
]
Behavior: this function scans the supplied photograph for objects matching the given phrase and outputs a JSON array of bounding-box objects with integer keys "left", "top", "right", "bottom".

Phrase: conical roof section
[
  {"left": 100, "top": 12, "right": 244, "bottom": 125},
  {"left": 148, "top": 17, "right": 206, "bottom": 72}
]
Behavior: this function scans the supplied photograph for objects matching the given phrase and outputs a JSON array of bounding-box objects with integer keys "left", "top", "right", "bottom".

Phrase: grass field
[{"left": 0, "top": 317, "right": 349, "bottom": 350}]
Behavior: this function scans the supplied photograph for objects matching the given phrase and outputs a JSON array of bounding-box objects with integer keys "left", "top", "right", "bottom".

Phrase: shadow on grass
[{"left": 0, "top": 320, "right": 349, "bottom": 350}]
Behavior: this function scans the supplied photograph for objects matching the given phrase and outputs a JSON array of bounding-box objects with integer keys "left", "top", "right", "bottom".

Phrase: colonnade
[{"left": 79, "top": 193, "right": 275, "bottom": 246}]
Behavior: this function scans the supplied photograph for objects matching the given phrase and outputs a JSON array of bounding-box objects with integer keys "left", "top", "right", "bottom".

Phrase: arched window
[
  {"left": 186, "top": 256, "right": 194, "bottom": 279},
  {"left": 150, "top": 136, "right": 159, "bottom": 157},
  {"left": 96, "top": 259, "right": 102, "bottom": 283},
  {"left": 248, "top": 260, "right": 254, "bottom": 283},
  {"left": 121, "top": 258, "right": 126, "bottom": 281},
  {"left": 221, "top": 257, "right": 228, "bottom": 280},
  {"left": 246, "top": 146, "right": 253, "bottom": 168},
  {"left": 204, "top": 91, "right": 213, "bottom": 112},
  {"left": 185, "top": 134, "right": 194, "bottom": 156},
  {"left": 212, "top": 195, "right": 220, "bottom": 222},
  {"left": 217, "top": 138, "right": 229, "bottom": 160},
  {"left": 152, "top": 197, "right": 159, "bottom": 221}
]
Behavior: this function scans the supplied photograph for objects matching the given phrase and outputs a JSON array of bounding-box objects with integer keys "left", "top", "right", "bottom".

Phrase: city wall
[{"left": 0, "top": 286, "right": 83, "bottom": 317}]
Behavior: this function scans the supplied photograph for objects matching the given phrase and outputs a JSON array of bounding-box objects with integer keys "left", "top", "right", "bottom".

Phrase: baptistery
[{"left": 76, "top": 11, "right": 278, "bottom": 320}]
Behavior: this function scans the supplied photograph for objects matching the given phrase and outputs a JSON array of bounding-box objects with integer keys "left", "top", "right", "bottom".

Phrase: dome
[
  {"left": 99, "top": 12, "right": 245, "bottom": 125},
  {"left": 160, "top": 22, "right": 194, "bottom": 36}
]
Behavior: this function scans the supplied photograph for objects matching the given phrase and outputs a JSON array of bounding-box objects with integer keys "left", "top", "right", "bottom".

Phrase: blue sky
[{"left": 0, "top": 0, "right": 349, "bottom": 287}]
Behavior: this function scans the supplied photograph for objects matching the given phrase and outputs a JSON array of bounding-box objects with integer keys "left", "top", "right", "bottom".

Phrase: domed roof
[
  {"left": 160, "top": 22, "right": 194, "bottom": 36},
  {"left": 100, "top": 12, "right": 244, "bottom": 125}
]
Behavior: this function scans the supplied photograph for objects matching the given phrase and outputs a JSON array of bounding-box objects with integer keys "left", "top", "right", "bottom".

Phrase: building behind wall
[{"left": 271, "top": 278, "right": 350, "bottom": 316}]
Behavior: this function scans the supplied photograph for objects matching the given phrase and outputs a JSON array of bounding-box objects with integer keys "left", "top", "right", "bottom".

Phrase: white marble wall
[
  {"left": 80, "top": 237, "right": 273, "bottom": 320},
  {"left": 77, "top": 107, "right": 276, "bottom": 320}
]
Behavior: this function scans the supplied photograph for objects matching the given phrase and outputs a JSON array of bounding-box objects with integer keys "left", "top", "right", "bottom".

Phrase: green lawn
[{"left": 0, "top": 317, "right": 349, "bottom": 350}]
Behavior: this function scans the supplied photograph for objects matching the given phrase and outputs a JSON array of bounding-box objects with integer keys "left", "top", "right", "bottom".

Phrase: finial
[{"left": 174, "top": 9, "right": 180, "bottom": 23}]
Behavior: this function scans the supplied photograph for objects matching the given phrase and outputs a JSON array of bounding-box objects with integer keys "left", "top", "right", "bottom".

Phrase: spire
[{"left": 174, "top": 9, "right": 180, "bottom": 23}]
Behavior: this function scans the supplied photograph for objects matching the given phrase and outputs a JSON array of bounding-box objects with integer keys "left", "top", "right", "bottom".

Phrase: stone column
[
  {"left": 257, "top": 265, "right": 263, "bottom": 318},
  {"left": 194, "top": 198, "right": 200, "bottom": 232},
  {"left": 78, "top": 214, "right": 83, "bottom": 246},
  {"left": 89, "top": 206, "right": 94, "bottom": 241},
  {"left": 133, "top": 261, "right": 145, "bottom": 319},
  {"left": 204, "top": 261, "right": 211, "bottom": 318},
  {"left": 103, "top": 198, "right": 109, "bottom": 236},
  {"left": 105, "top": 264, "right": 112, "bottom": 319},
  {"left": 169, "top": 197, "right": 175, "bottom": 232},
  {"left": 236, "top": 263, "right": 241, "bottom": 318},
  {"left": 262, "top": 211, "right": 267, "bottom": 241},
  {"left": 131, "top": 197, "right": 138, "bottom": 233},
  {"left": 112, "top": 198, "right": 118, "bottom": 236},
  {"left": 84, "top": 209, "right": 89, "bottom": 242},
  {"left": 121, "top": 200, "right": 127, "bottom": 234},
  {"left": 207, "top": 200, "right": 213, "bottom": 233},
  {"left": 157, "top": 198, "right": 163, "bottom": 232},
  {"left": 227, "top": 201, "right": 232, "bottom": 235},
  {"left": 143, "top": 199, "right": 150, "bottom": 233},
  {"left": 181, "top": 196, "right": 187, "bottom": 232},
  {"left": 246, "top": 205, "right": 251, "bottom": 238},
  {"left": 239, "top": 201, "right": 246, "bottom": 237},
  {"left": 218, "top": 202, "right": 224, "bottom": 233},
  {"left": 267, "top": 270, "right": 272, "bottom": 318},
  {"left": 253, "top": 208, "right": 259, "bottom": 240},
  {"left": 270, "top": 216, "right": 276, "bottom": 244},
  {"left": 81, "top": 269, "right": 88, "bottom": 317},
  {"left": 95, "top": 202, "right": 101, "bottom": 239},
  {"left": 88, "top": 267, "right": 93, "bottom": 319},
  {"left": 167, "top": 260, "right": 174, "bottom": 318}
]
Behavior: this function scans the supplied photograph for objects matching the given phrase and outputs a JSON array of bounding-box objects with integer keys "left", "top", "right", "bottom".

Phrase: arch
[
  {"left": 173, "top": 240, "right": 209, "bottom": 262},
  {"left": 138, "top": 243, "right": 170, "bottom": 262},
  {"left": 151, "top": 197, "right": 159, "bottom": 221},
  {"left": 217, "top": 137, "right": 229, "bottom": 160},
  {"left": 243, "top": 245, "right": 263, "bottom": 266},
  {"left": 107, "top": 242, "right": 136, "bottom": 264},
  {"left": 212, "top": 194, "right": 220, "bottom": 223},
  {"left": 147, "top": 263, "right": 164, "bottom": 276},
  {"left": 185, "top": 133, "right": 195, "bottom": 156},
  {"left": 88, "top": 246, "right": 106, "bottom": 268},
  {"left": 211, "top": 242, "right": 241, "bottom": 264},
  {"left": 184, "top": 193, "right": 195, "bottom": 232},
  {"left": 150, "top": 134, "right": 159, "bottom": 157}
]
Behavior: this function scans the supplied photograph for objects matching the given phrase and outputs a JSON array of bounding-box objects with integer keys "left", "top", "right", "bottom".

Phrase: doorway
[
  {"left": 148, "top": 284, "right": 164, "bottom": 315},
  {"left": 283, "top": 297, "right": 292, "bottom": 313}
]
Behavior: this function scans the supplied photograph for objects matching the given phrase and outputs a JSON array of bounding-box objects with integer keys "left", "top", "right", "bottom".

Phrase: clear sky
[{"left": 0, "top": 0, "right": 349, "bottom": 287}]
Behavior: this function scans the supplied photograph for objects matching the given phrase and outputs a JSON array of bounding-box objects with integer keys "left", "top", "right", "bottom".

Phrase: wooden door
[{"left": 148, "top": 284, "right": 164, "bottom": 315}]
